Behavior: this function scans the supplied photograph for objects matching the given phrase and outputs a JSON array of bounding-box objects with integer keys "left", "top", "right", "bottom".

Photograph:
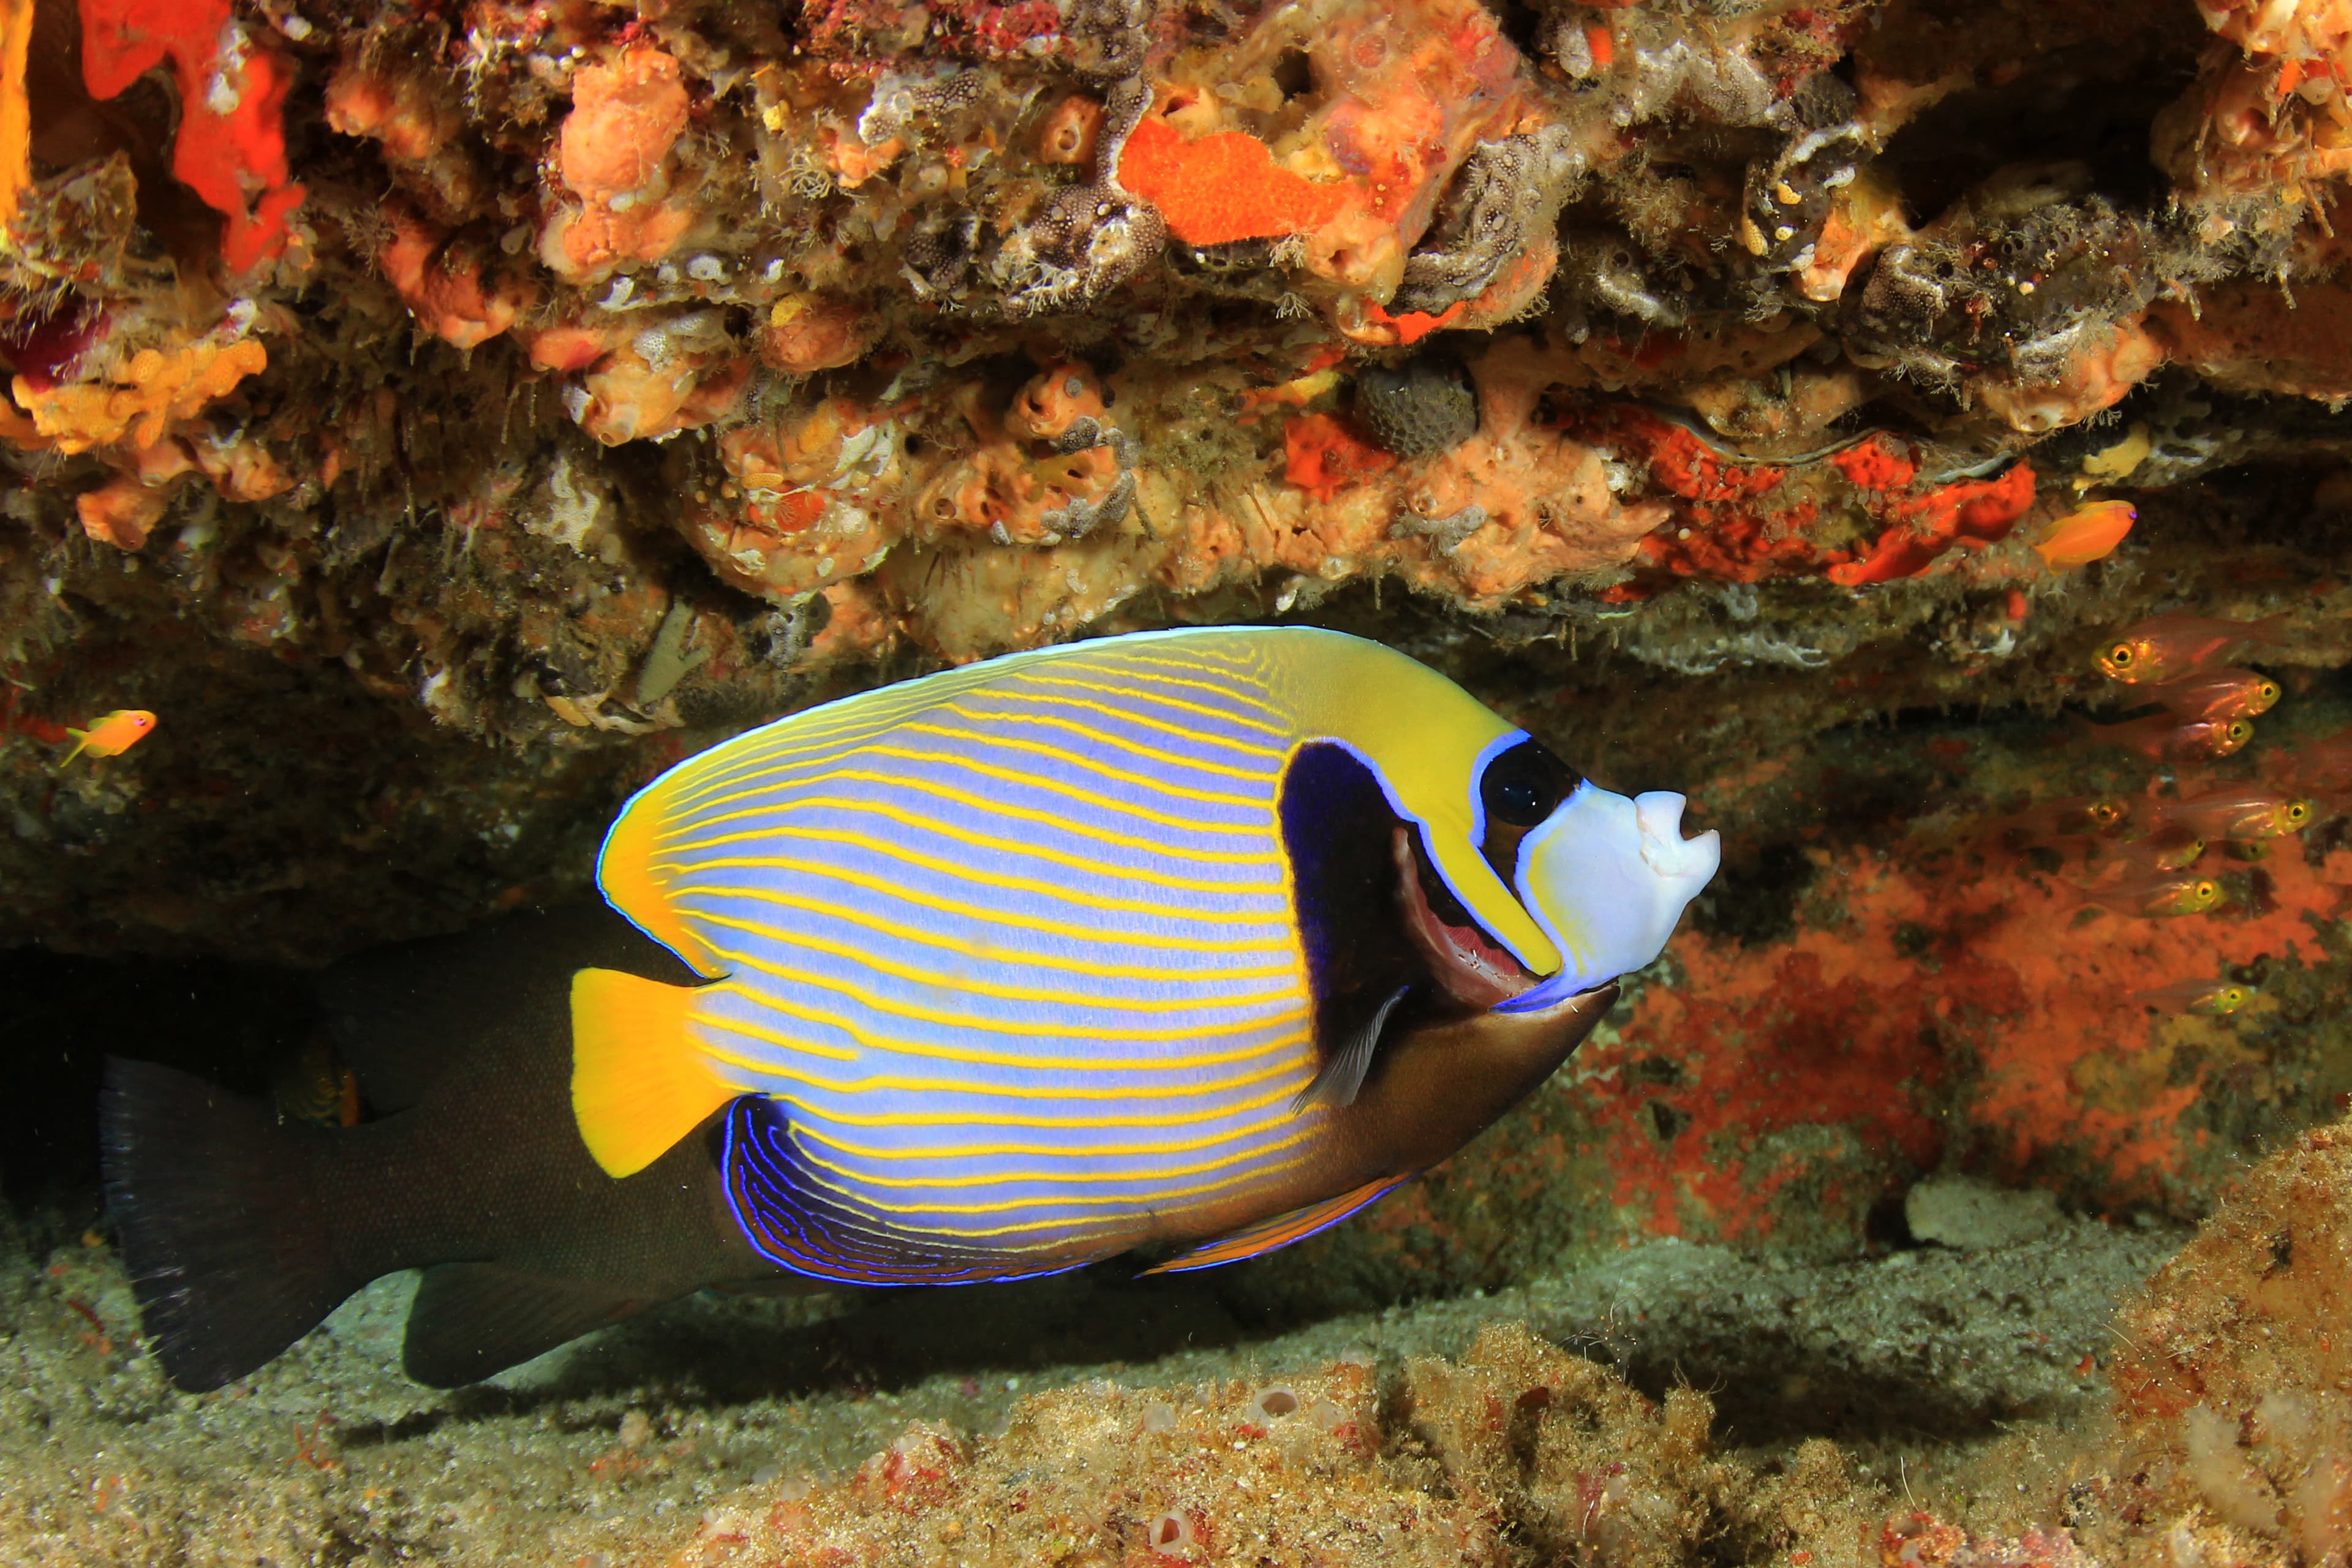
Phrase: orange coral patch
[
  {"left": 560, "top": 45, "right": 689, "bottom": 201},
  {"left": 0, "top": 0, "right": 31, "bottom": 230},
  {"left": 1362, "top": 300, "right": 1466, "bottom": 345},
  {"left": 1828, "top": 434, "right": 1917, "bottom": 492},
  {"left": 1117, "top": 116, "right": 1352, "bottom": 247},
  {"left": 80, "top": 0, "right": 304, "bottom": 270},
  {"left": 1283, "top": 413, "right": 1395, "bottom": 502}
]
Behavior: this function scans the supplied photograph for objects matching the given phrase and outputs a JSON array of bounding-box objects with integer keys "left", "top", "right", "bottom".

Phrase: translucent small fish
[
  {"left": 2141, "top": 667, "right": 2281, "bottom": 724},
  {"left": 60, "top": 707, "right": 155, "bottom": 764},
  {"left": 2032, "top": 499, "right": 2135, "bottom": 568},
  {"left": 1986, "top": 794, "right": 2132, "bottom": 846},
  {"left": 2132, "top": 979, "right": 2253, "bottom": 1016},
  {"left": 2095, "top": 615, "right": 2288, "bottom": 684},
  {"left": 2112, "top": 827, "right": 2205, "bottom": 872},
  {"left": 2155, "top": 786, "right": 2314, "bottom": 841},
  {"left": 2086, "top": 713, "right": 2253, "bottom": 762},
  {"left": 2071, "top": 872, "right": 2224, "bottom": 918}
]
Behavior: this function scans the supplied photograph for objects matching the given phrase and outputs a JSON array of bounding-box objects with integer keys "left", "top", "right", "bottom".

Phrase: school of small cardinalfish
[{"left": 1987, "top": 614, "right": 2340, "bottom": 1018}]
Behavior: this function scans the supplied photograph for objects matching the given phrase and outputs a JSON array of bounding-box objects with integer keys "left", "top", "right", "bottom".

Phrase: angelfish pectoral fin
[
  {"left": 570, "top": 967, "right": 733, "bottom": 1178},
  {"left": 1291, "top": 986, "right": 1410, "bottom": 1114},
  {"left": 1139, "top": 1174, "right": 1414, "bottom": 1276}
]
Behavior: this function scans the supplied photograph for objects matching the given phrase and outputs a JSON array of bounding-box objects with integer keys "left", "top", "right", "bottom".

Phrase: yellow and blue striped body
[{"left": 573, "top": 626, "right": 1645, "bottom": 1285}]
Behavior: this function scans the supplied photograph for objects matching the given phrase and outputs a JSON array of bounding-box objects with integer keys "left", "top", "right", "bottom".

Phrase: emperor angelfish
[{"left": 99, "top": 627, "right": 1716, "bottom": 1390}]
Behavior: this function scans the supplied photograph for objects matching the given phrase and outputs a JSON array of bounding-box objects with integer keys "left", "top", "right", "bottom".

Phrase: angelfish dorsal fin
[
  {"left": 1291, "top": 986, "right": 1409, "bottom": 1114},
  {"left": 570, "top": 967, "right": 731, "bottom": 1178},
  {"left": 1140, "top": 1174, "right": 1414, "bottom": 1276}
]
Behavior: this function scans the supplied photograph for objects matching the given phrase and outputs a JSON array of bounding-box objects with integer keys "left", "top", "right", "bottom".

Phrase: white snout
[{"left": 1495, "top": 783, "right": 1719, "bottom": 1012}]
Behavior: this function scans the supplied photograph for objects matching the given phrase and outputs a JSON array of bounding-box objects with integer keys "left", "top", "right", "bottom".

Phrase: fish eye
[
  {"left": 2262, "top": 681, "right": 2282, "bottom": 701},
  {"left": 1479, "top": 738, "right": 1577, "bottom": 829},
  {"left": 2290, "top": 801, "right": 2313, "bottom": 823},
  {"left": 2197, "top": 880, "right": 2218, "bottom": 900},
  {"left": 2107, "top": 644, "right": 2133, "bottom": 665},
  {"left": 2230, "top": 722, "right": 2250, "bottom": 740}
]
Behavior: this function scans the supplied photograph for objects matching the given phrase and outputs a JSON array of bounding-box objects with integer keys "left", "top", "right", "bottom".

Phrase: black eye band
[{"left": 1479, "top": 737, "right": 1578, "bottom": 831}]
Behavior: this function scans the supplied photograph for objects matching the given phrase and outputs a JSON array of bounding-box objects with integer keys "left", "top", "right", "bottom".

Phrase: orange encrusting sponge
[
  {"left": 78, "top": 0, "right": 306, "bottom": 270},
  {"left": 1117, "top": 117, "right": 1351, "bottom": 247}
]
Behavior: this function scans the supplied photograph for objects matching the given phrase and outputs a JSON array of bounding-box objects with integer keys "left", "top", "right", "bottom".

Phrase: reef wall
[
  {"left": 12, "top": 0, "right": 2352, "bottom": 1415},
  {"left": 12, "top": 0, "right": 2352, "bottom": 944}
]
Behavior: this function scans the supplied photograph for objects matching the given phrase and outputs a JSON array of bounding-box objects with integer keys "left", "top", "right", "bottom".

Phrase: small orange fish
[
  {"left": 2095, "top": 615, "right": 2288, "bottom": 684},
  {"left": 2140, "top": 667, "right": 2281, "bottom": 723},
  {"left": 2132, "top": 979, "right": 2253, "bottom": 1016},
  {"left": 2154, "top": 786, "right": 2313, "bottom": 841},
  {"left": 2071, "top": 871, "right": 2224, "bottom": 918},
  {"left": 2086, "top": 713, "right": 2253, "bottom": 763},
  {"left": 61, "top": 708, "right": 156, "bottom": 764},
  {"left": 2032, "top": 499, "right": 2135, "bottom": 568}
]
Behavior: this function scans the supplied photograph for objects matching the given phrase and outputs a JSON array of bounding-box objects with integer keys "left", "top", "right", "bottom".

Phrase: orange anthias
[
  {"left": 2031, "top": 499, "right": 2135, "bottom": 568},
  {"left": 61, "top": 707, "right": 154, "bottom": 764}
]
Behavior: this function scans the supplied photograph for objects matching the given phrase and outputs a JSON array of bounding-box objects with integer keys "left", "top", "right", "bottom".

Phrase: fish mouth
[{"left": 1392, "top": 824, "right": 1537, "bottom": 1009}]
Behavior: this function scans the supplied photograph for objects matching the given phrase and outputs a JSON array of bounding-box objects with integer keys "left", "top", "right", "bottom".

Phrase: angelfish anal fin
[
  {"left": 570, "top": 966, "right": 732, "bottom": 1178},
  {"left": 1139, "top": 1174, "right": 1415, "bottom": 1276},
  {"left": 401, "top": 1262, "right": 649, "bottom": 1387},
  {"left": 1291, "top": 986, "right": 1410, "bottom": 1114}
]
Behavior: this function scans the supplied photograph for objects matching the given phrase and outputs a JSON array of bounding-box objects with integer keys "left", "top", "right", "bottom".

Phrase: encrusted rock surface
[{"left": 10, "top": 0, "right": 2352, "bottom": 957}]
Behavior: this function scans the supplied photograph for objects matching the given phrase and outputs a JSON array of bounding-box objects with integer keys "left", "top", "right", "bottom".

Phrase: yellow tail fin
[{"left": 570, "top": 968, "right": 733, "bottom": 1178}]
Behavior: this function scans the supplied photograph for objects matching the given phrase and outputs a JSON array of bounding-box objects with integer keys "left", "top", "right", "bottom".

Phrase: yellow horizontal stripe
[
  {"left": 657, "top": 844, "right": 1282, "bottom": 927},
  {"left": 898, "top": 723, "right": 1269, "bottom": 808},
  {"left": 668, "top": 775, "right": 1275, "bottom": 865},
  {"left": 701, "top": 1031, "right": 1301, "bottom": 1104},
  {"left": 704, "top": 964, "right": 1306, "bottom": 1052},
  {"left": 674, "top": 889, "right": 1296, "bottom": 982},
  {"left": 794, "top": 1122, "right": 1319, "bottom": 1189},
  {"left": 662, "top": 806, "right": 1286, "bottom": 899},
  {"left": 668, "top": 872, "right": 1286, "bottom": 956},
  {"left": 960, "top": 688, "right": 1289, "bottom": 760},
  {"left": 869, "top": 1182, "right": 1260, "bottom": 1241},
  {"left": 794, "top": 1147, "right": 1310, "bottom": 1218},
  {"left": 1010, "top": 671, "right": 1290, "bottom": 737},
  {"left": 717, "top": 1070, "right": 1310, "bottom": 1128},
  {"left": 697, "top": 1008, "right": 861, "bottom": 1063},
  {"left": 690, "top": 912, "right": 1301, "bottom": 1014},
  {"left": 686, "top": 747, "right": 1266, "bottom": 837},
  {"left": 793, "top": 1102, "right": 1308, "bottom": 1162},
  {"left": 935, "top": 704, "right": 1279, "bottom": 784},
  {"left": 1044, "top": 644, "right": 1274, "bottom": 682},
  {"left": 1097, "top": 650, "right": 1280, "bottom": 692}
]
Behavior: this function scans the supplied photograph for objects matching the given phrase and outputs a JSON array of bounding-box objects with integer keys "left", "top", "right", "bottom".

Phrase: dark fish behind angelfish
[{"left": 102, "top": 628, "right": 1719, "bottom": 1389}]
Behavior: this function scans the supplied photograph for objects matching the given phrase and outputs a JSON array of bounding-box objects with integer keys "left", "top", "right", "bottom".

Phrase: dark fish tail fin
[{"left": 99, "top": 1057, "right": 353, "bottom": 1392}]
